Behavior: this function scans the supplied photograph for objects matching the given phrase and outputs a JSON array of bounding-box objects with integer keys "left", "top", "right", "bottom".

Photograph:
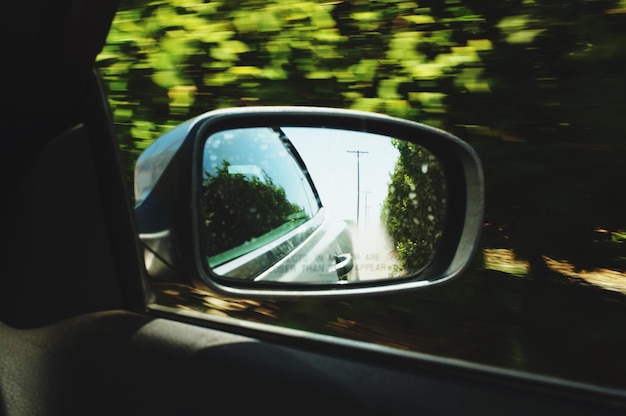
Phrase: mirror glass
[{"left": 201, "top": 127, "right": 447, "bottom": 284}]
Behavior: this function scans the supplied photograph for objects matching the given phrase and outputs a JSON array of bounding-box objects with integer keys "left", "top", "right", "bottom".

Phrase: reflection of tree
[
  {"left": 382, "top": 141, "right": 446, "bottom": 273},
  {"left": 203, "top": 162, "right": 304, "bottom": 257}
]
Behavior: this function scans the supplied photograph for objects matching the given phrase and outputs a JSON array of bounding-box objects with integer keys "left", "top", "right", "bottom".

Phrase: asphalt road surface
[{"left": 352, "top": 223, "right": 400, "bottom": 281}]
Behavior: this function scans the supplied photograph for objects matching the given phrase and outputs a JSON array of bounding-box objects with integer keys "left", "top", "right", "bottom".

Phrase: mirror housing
[{"left": 134, "top": 106, "right": 484, "bottom": 299}]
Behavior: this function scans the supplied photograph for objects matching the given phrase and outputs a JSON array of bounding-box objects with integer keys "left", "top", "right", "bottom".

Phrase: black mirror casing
[{"left": 134, "top": 106, "right": 484, "bottom": 299}]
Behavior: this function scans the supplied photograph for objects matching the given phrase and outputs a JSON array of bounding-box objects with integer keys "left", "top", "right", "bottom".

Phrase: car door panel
[{"left": 1, "top": 310, "right": 625, "bottom": 416}]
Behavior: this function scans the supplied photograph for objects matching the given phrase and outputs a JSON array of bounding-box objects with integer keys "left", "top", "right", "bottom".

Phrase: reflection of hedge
[
  {"left": 382, "top": 140, "right": 446, "bottom": 273},
  {"left": 203, "top": 163, "right": 302, "bottom": 257}
]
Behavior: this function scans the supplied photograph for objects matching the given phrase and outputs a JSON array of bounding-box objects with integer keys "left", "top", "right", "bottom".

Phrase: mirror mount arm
[{"left": 330, "top": 254, "right": 354, "bottom": 281}]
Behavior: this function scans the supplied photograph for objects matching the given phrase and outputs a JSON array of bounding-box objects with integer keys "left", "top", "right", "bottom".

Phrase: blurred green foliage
[
  {"left": 98, "top": 0, "right": 626, "bottom": 272},
  {"left": 100, "top": 0, "right": 626, "bottom": 389},
  {"left": 97, "top": 0, "right": 493, "bottom": 183}
]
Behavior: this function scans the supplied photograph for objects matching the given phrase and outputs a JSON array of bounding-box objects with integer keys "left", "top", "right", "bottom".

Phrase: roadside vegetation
[{"left": 101, "top": 0, "right": 626, "bottom": 389}]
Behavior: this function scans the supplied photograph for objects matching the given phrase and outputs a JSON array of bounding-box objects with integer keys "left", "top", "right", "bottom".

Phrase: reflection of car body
[
  {"left": 212, "top": 206, "right": 356, "bottom": 283},
  {"left": 135, "top": 124, "right": 357, "bottom": 283}
]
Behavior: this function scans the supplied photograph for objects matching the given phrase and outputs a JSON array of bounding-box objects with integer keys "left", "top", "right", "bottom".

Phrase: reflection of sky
[{"left": 283, "top": 127, "right": 400, "bottom": 226}]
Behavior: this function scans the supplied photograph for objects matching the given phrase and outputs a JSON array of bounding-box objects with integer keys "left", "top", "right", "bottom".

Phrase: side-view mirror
[{"left": 134, "top": 106, "right": 484, "bottom": 299}]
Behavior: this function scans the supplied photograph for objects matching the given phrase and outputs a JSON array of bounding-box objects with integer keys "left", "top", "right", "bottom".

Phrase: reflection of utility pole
[
  {"left": 361, "top": 190, "right": 371, "bottom": 225},
  {"left": 347, "top": 150, "right": 369, "bottom": 226}
]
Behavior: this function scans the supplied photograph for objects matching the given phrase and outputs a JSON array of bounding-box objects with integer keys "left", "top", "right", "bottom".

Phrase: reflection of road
[{"left": 352, "top": 223, "right": 399, "bottom": 281}]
